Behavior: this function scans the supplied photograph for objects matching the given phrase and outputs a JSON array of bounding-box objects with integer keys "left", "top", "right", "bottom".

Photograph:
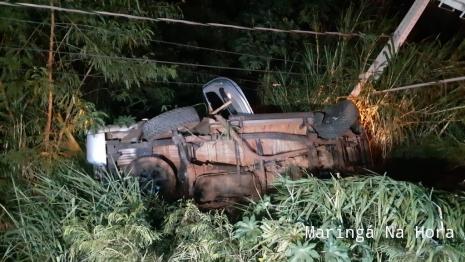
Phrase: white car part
[
  {"left": 438, "top": 0, "right": 465, "bottom": 18},
  {"left": 86, "top": 132, "right": 107, "bottom": 166},
  {"left": 86, "top": 124, "right": 139, "bottom": 166},
  {"left": 202, "top": 77, "right": 254, "bottom": 115}
]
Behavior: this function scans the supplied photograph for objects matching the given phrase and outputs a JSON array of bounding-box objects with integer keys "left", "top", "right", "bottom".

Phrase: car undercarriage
[{"left": 86, "top": 77, "right": 373, "bottom": 208}]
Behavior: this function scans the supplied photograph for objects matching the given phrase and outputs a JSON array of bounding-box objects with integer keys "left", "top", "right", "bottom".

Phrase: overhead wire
[
  {"left": 0, "top": 8, "right": 391, "bottom": 82},
  {"left": 0, "top": 1, "right": 392, "bottom": 38},
  {"left": 0, "top": 66, "right": 275, "bottom": 91},
  {"left": 374, "top": 76, "right": 465, "bottom": 94},
  {"left": 179, "top": 70, "right": 264, "bottom": 85},
  {"left": 3, "top": 46, "right": 362, "bottom": 88},
  {"left": 0, "top": 44, "right": 359, "bottom": 92},
  {"left": 1, "top": 3, "right": 364, "bottom": 91},
  {"left": 0, "top": 45, "right": 313, "bottom": 76},
  {"left": 0, "top": 67, "right": 205, "bottom": 85},
  {"left": 1, "top": 44, "right": 358, "bottom": 82},
  {"left": 0, "top": 65, "right": 354, "bottom": 92},
  {"left": 1, "top": 4, "right": 462, "bottom": 97},
  {"left": 0, "top": 17, "right": 305, "bottom": 65},
  {"left": 4, "top": 66, "right": 464, "bottom": 96}
]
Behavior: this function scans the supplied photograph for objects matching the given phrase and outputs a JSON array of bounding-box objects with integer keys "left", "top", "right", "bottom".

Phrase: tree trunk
[{"left": 44, "top": 1, "right": 55, "bottom": 148}]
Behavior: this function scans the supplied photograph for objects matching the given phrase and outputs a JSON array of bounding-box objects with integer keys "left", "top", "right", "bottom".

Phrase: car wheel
[
  {"left": 314, "top": 100, "right": 359, "bottom": 139},
  {"left": 143, "top": 107, "right": 200, "bottom": 141},
  {"left": 125, "top": 156, "right": 177, "bottom": 200},
  {"left": 350, "top": 120, "right": 364, "bottom": 135}
]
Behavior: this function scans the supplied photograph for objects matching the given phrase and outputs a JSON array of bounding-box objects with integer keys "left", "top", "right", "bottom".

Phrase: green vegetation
[
  {"left": 256, "top": 1, "right": 465, "bottom": 160},
  {"left": 247, "top": 175, "right": 465, "bottom": 261},
  {"left": 1, "top": 0, "right": 465, "bottom": 261},
  {"left": 0, "top": 0, "right": 182, "bottom": 177},
  {"left": 2, "top": 166, "right": 465, "bottom": 261},
  {"left": 1, "top": 163, "right": 165, "bottom": 261}
]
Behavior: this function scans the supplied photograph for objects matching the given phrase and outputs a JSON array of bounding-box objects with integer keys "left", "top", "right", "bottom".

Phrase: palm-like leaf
[
  {"left": 234, "top": 215, "right": 262, "bottom": 242},
  {"left": 286, "top": 241, "right": 319, "bottom": 262}
]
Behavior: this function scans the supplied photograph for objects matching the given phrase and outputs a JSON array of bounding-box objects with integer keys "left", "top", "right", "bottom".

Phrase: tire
[
  {"left": 313, "top": 112, "right": 324, "bottom": 125},
  {"left": 350, "top": 120, "right": 364, "bottom": 135},
  {"left": 143, "top": 107, "right": 200, "bottom": 141},
  {"left": 314, "top": 100, "right": 359, "bottom": 139},
  {"left": 125, "top": 156, "right": 177, "bottom": 200}
]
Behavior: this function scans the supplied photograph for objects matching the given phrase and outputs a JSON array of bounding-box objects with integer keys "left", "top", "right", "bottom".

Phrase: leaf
[
  {"left": 234, "top": 215, "right": 262, "bottom": 243},
  {"left": 113, "top": 115, "right": 136, "bottom": 127},
  {"left": 286, "top": 240, "right": 319, "bottom": 262}
]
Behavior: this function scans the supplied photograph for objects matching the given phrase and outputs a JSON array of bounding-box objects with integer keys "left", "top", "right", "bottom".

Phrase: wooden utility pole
[
  {"left": 44, "top": 0, "right": 55, "bottom": 148},
  {"left": 349, "top": 0, "right": 430, "bottom": 98}
]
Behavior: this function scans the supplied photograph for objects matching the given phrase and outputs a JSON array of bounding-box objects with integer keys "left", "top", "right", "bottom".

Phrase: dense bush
[
  {"left": 1, "top": 164, "right": 464, "bottom": 262},
  {"left": 234, "top": 175, "right": 465, "bottom": 261},
  {"left": 0, "top": 162, "right": 165, "bottom": 262}
]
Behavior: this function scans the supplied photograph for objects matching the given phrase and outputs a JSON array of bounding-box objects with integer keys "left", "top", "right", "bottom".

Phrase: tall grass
[
  {"left": 162, "top": 201, "right": 243, "bottom": 262},
  {"left": 259, "top": 1, "right": 465, "bottom": 160},
  {"left": 0, "top": 161, "right": 164, "bottom": 262},
  {"left": 355, "top": 38, "right": 465, "bottom": 158},
  {"left": 2, "top": 162, "right": 465, "bottom": 261},
  {"left": 259, "top": 0, "right": 394, "bottom": 112},
  {"left": 233, "top": 173, "right": 465, "bottom": 262}
]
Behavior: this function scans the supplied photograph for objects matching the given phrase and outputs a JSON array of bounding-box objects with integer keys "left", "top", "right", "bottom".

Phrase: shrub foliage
[{"left": 1, "top": 165, "right": 465, "bottom": 262}]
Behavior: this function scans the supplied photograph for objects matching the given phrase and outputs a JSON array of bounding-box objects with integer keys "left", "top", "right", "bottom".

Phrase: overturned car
[{"left": 86, "top": 77, "right": 373, "bottom": 208}]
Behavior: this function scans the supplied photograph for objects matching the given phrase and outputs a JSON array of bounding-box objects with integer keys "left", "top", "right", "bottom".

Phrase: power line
[
  {"left": 0, "top": 66, "right": 280, "bottom": 90},
  {"left": 1, "top": 44, "right": 359, "bottom": 85},
  {"left": 0, "top": 17, "right": 305, "bottom": 65},
  {"left": 1, "top": 45, "right": 309, "bottom": 76},
  {"left": 178, "top": 70, "right": 264, "bottom": 85},
  {"left": 374, "top": 76, "right": 465, "bottom": 94},
  {"left": 179, "top": 68, "right": 353, "bottom": 85},
  {"left": 0, "top": 59, "right": 263, "bottom": 86},
  {"left": 1, "top": 65, "right": 355, "bottom": 92},
  {"left": 0, "top": 67, "right": 206, "bottom": 86},
  {"left": 0, "top": 1, "right": 391, "bottom": 38},
  {"left": 0, "top": 67, "right": 266, "bottom": 90}
]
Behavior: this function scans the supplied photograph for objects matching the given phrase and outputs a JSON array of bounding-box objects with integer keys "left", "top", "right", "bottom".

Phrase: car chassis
[{"left": 87, "top": 77, "right": 373, "bottom": 208}]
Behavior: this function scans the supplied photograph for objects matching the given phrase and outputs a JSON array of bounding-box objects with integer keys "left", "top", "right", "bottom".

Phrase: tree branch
[{"left": 44, "top": 0, "right": 55, "bottom": 148}]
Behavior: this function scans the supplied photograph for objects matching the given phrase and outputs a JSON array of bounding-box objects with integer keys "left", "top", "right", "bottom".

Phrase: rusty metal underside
[{"left": 103, "top": 114, "right": 373, "bottom": 208}]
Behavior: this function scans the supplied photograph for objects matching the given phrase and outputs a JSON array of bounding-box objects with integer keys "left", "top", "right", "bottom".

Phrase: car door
[{"left": 202, "top": 77, "right": 254, "bottom": 116}]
